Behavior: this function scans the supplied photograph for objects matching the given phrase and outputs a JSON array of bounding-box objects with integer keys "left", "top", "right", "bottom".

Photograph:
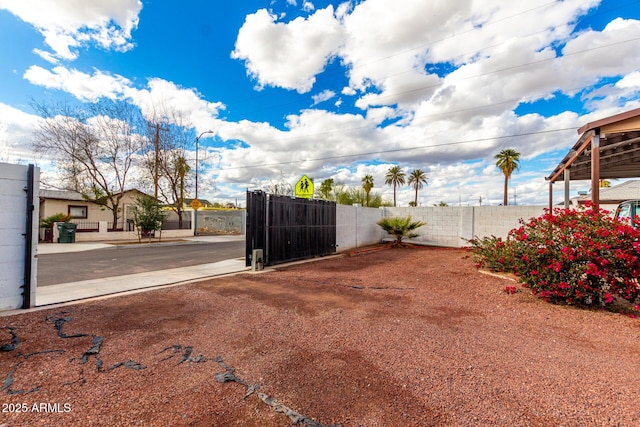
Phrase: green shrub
[
  {"left": 470, "top": 206, "right": 640, "bottom": 308},
  {"left": 40, "top": 213, "right": 71, "bottom": 228},
  {"left": 377, "top": 216, "right": 426, "bottom": 245}
]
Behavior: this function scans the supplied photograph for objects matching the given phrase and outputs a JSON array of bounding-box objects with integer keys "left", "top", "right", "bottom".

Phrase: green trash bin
[{"left": 57, "top": 222, "right": 77, "bottom": 243}]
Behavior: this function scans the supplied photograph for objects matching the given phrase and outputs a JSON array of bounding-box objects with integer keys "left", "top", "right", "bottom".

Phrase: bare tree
[
  {"left": 264, "top": 171, "right": 293, "bottom": 196},
  {"left": 32, "top": 100, "right": 148, "bottom": 229},
  {"left": 139, "top": 109, "right": 196, "bottom": 230}
]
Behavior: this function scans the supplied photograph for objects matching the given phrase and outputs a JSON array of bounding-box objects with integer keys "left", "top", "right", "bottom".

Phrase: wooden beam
[
  {"left": 591, "top": 131, "right": 600, "bottom": 210},
  {"left": 578, "top": 107, "right": 640, "bottom": 134},
  {"left": 548, "top": 131, "right": 594, "bottom": 182},
  {"left": 564, "top": 169, "right": 570, "bottom": 208}
]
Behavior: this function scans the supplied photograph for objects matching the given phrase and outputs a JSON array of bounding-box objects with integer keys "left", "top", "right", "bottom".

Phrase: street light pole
[{"left": 194, "top": 130, "right": 214, "bottom": 235}]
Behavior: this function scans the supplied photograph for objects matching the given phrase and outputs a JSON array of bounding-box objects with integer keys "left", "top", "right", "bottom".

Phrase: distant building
[
  {"left": 570, "top": 180, "right": 640, "bottom": 212},
  {"left": 183, "top": 198, "right": 214, "bottom": 208}
]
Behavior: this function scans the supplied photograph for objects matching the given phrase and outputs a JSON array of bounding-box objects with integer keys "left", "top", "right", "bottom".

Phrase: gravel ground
[{"left": 1, "top": 247, "right": 639, "bottom": 426}]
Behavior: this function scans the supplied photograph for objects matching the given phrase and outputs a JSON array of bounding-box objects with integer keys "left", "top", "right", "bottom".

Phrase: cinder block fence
[{"left": 336, "top": 205, "right": 547, "bottom": 252}]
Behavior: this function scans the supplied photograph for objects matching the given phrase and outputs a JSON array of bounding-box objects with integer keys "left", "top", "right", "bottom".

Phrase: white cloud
[
  {"left": 24, "top": 65, "right": 131, "bottom": 101},
  {"left": 129, "top": 78, "right": 226, "bottom": 127},
  {"left": 311, "top": 89, "right": 335, "bottom": 106},
  {"left": 22, "top": 65, "right": 226, "bottom": 130},
  {"left": 12, "top": 0, "right": 640, "bottom": 206},
  {"left": 231, "top": 6, "right": 344, "bottom": 93},
  {"left": 0, "top": 103, "right": 41, "bottom": 163},
  {"left": 0, "top": 0, "right": 142, "bottom": 61}
]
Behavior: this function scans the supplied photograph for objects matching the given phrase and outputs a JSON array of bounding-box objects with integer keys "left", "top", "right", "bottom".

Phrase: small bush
[
  {"left": 377, "top": 216, "right": 426, "bottom": 245},
  {"left": 40, "top": 213, "right": 71, "bottom": 228},
  {"left": 470, "top": 207, "right": 640, "bottom": 308}
]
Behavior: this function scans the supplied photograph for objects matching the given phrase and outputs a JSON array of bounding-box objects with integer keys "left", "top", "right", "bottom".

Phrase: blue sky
[{"left": 1, "top": 0, "right": 640, "bottom": 206}]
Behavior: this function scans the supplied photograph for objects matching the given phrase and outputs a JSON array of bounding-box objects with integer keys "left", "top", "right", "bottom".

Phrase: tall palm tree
[
  {"left": 407, "top": 169, "right": 428, "bottom": 206},
  {"left": 361, "top": 174, "right": 374, "bottom": 206},
  {"left": 494, "top": 148, "right": 521, "bottom": 206},
  {"left": 384, "top": 165, "right": 406, "bottom": 207}
]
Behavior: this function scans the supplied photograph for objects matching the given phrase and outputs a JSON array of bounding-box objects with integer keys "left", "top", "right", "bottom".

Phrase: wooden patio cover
[{"left": 546, "top": 107, "right": 640, "bottom": 209}]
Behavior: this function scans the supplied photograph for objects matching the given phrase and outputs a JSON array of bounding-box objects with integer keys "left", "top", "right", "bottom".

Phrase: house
[
  {"left": 569, "top": 179, "right": 640, "bottom": 213},
  {"left": 39, "top": 189, "right": 152, "bottom": 240}
]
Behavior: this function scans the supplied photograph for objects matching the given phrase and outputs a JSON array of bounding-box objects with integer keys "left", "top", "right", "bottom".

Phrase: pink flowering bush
[{"left": 471, "top": 206, "right": 640, "bottom": 308}]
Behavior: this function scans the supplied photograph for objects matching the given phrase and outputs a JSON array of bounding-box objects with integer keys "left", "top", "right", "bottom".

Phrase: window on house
[{"left": 68, "top": 205, "right": 88, "bottom": 219}]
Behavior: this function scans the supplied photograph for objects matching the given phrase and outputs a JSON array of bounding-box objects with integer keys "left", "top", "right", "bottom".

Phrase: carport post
[
  {"left": 564, "top": 169, "right": 570, "bottom": 208},
  {"left": 548, "top": 181, "right": 553, "bottom": 212},
  {"left": 590, "top": 129, "right": 600, "bottom": 210}
]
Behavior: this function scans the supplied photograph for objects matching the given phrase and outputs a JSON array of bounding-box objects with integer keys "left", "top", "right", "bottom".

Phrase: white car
[{"left": 614, "top": 200, "right": 640, "bottom": 225}]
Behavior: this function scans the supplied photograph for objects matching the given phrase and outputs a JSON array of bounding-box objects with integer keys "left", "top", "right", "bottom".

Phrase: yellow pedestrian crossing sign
[{"left": 295, "top": 174, "right": 314, "bottom": 199}]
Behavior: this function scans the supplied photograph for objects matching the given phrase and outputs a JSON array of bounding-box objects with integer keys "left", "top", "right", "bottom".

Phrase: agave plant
[{"left": 377, "top": 216, "right": 426, "bottom": 246}]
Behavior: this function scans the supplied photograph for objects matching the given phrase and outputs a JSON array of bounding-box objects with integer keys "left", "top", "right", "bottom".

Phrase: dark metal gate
[{"left": 246, "top": 190, "right": 336, "bottom": 266}]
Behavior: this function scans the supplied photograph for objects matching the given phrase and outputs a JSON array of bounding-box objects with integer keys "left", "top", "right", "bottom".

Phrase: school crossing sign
[{"left": 295, "top": 174, "right": 314, "bottom": 199}]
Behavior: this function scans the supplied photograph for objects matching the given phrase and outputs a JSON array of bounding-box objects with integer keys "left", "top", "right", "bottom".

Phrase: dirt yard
[{"left": 1, "top": 247, "right": 639, "bottom": 426}]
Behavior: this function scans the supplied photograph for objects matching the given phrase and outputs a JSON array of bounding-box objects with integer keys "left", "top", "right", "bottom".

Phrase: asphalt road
[{"left": 37, "top": 240, "right": 246, "bottom": 286}]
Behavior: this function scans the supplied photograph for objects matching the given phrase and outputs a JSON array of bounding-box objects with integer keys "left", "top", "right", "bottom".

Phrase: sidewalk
[
  {"left": 35, "top": 235, "right": 248, "bottom": 307},
  {"left": 37, "top": 234, "right": 245, "bottom": 255},
  {"left": 36, "top": 258, "right": 248, "bottom": 306}
]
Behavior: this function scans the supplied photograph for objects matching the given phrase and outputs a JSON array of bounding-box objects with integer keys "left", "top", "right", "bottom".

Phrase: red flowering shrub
[{"left": 471, "top": 207, "right": 640, "bottom": 308}]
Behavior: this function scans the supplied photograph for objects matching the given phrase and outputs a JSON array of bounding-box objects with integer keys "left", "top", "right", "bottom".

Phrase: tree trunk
[
  {"left": 503, "top": 174, "right": 509, "bottom": 206},
  {"left": 414, "top": 187, "right": 418, "bottom": 206},
  {"left": 111, "top": 206, "right": 119, "bottom": 230},
  {"left": 393, "top": 184, "right": 397, "bottom": 207}
]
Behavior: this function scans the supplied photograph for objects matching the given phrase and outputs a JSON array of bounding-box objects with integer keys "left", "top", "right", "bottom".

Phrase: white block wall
[
  {"left": 336, "top": 205, "right": 384, "bottom": 252},
  {"left": 384, "top": 207, "right": 465, "bottom": 247},
  {"left": 472, "top": 206, "right": 546, "bottom": 240},
  {"left": 336, "top": 205, "right": 550, "bottom": 249},
  {"left": 0, "top": 163, "right": 39, "bottom": 311}
]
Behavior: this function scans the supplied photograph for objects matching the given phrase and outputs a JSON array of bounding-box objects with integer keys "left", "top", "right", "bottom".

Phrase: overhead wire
[{"left": 216, "top": 127, "right": 576, "bottom": 171}]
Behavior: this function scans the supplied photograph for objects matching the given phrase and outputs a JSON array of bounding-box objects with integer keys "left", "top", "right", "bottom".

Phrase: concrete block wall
[
  {"left": 0, "top": 163, "right": 39, "bottom": 311},
  {"left": 336, "top": 205, "right": 384, "bottom": 252},
  {"left": 384, "top": 207, "right": 464, "bottom": 247},
  {"left": 472, "top": 206, "right": 546, "bottom": 240},
  {"left": 336, "top": 205, "right": 551, "bottom": 249},
  {"left": 197, "top": 209, "right": 246, "bottom": 235}
]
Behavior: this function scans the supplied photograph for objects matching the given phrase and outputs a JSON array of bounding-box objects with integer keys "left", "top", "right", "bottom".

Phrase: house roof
[
  {"left": 40, "top": 188, "right": 151, "bottom": 202},
  {"left": 547, "top": 107, "right": 640, "bottom": 183},
  {"left": 39, "top": 189, "right": 85, "bottom": 201},
  {"left": 572, "top": 179, "right": 640, "bottom": 204}
]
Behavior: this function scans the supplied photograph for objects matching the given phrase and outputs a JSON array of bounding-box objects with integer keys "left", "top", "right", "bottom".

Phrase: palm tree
[
  {"left": 377, "top": 216, "right": 426, "bottom": 246},
  {"left": 494, "top": 148, "right": 521, "bottom": 206},
  {"left": 407, "top": 169, "right": 428, "bottom": 206},
  {"left": 361, "top": 174, "right": 374, "bottom": 206},
  {"left": 384, "top": 165, "right": 406, "bottom": 207}
]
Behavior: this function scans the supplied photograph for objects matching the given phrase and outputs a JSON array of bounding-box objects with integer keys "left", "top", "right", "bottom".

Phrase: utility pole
[
  {"left": 154, "top": 123, "right": 159, "bottom": 200},
  {"left": 193, "top": 130, "right": 214, "bottom": 235},
  {"left": 151, "top": 122, "right": 169, "bottom": 201}
]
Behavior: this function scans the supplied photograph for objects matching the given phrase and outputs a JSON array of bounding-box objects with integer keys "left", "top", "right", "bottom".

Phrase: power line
[{"left": 217, "top": 127, "right": 575, "bottom": 172}]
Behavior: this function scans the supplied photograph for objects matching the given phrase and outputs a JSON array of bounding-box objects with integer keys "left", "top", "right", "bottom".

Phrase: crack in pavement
[
  {"left": 1, "top": 327, "right": 20, "bottom": 351},
  {"left": 1, "top": 318, "right": 340, "bottom": 426},
  {"left": 159, "top": 345, "right": 340, "bottom": 426},
  {"left": 1, "top": 313, "right": 146, "bottom": 395},
  {"left": 1, "top": 363, "right": 40, "bottom": 395}
]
